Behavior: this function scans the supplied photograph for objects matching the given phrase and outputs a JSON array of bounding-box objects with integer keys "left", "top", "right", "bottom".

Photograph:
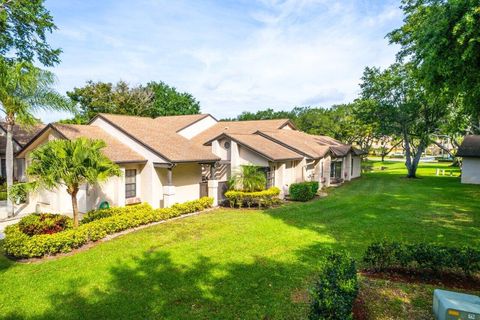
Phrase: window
[
  {"left": 1, "top": 159, "right": 5, "bottom": 178},
  {"left": 125, "top": 169, "right": 136, "bottom": 198},
  {"left": 224, "top": 141, "right": 231, "bottom": 149},
  {"left": 330, "top": 161, "right": 342, "bottom": 179}
]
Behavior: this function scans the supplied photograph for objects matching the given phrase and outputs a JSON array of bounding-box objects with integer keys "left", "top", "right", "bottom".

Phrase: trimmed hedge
[
  {"left": 3, "top": 197, "right": 213, "bottom": 259},
  {"left": 82, "top": 203, "right": 151, "bottom": 224},
  {"left": 289, "top": 181, "right": 319, "bottom": 202},
  {"left": 309, "top": 252, "right": 358, "bottom": 320},
  {"left": 19, "top": 213, "right": 73, "bottom": 236},
  {"left": 224, "top": 187, "right": 280, "bottom": 208},
  {"left": 363, "top": 241, "right": 480, "bottom": 277}
]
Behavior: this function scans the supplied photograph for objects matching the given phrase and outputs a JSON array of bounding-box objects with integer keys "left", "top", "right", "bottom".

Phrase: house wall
[
  {"left": 178, "top": 115, "right": 217, "bottom": 139},
  {"left": 461, "top": 158, "right": 480, "bottom": 184},
  {"left": 322, "top": 155, "right": 332, "bottom": 187},
  {"left": 238, "top": 145, "right": 269, "bottom": 168},
  {"left": 173, "top": 163, "right": 202, "bottom": 203},
  {"left": 351, "top": 156, "right": 362, "bottom": 179}
]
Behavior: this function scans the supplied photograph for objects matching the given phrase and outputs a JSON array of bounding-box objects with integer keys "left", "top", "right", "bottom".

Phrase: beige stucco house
[
  {"left": 11, "top": 113, "right": 364, "bottom": 216},
  {"left": 457, "top": 135, "right": 480, "bottom": 184}
]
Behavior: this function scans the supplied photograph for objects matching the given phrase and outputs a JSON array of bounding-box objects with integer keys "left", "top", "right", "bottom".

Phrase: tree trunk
[
  {"left": 403, "top": 131, "right": 414, "bottom": 178},
  {"left": 5, "top": 120, "right": 14, "bottom": 217},
  {"left": 70, "top": 188, "right": 79, "bottom": 228},
  {"left": 405, "top": 138, "right": 427, "bottom": 179}
]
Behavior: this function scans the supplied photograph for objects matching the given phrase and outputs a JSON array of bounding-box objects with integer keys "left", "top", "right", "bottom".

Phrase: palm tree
[
  {"left": 229, "top": 164, "right": 267, "bottom": 192},
  {"left": 0, "top": 59, "right": 70, "bottom": 216},
  {"left": 24, "top": 138, "right": 122, "bottom": 227}
]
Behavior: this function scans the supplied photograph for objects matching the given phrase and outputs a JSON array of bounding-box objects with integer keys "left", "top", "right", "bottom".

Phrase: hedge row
[
  {"left": 309, "top": 252, "right": 358, "bottom": 320},
  {"left": 3, "top": 197, "right": 213, "bottom": 259},
  {"left": 289, "top": 181, "right": 319, "bottom": 202},
  {"left": 363, "top": 241, "right": 480, "bottom": 276},
  {"left": 224, "top": 187, "right": 281, "bottom": 208}
]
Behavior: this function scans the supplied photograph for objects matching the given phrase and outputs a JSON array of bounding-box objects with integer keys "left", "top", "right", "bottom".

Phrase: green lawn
[{"left": 0, "top": 161, "right": 478, "bottom": 319}]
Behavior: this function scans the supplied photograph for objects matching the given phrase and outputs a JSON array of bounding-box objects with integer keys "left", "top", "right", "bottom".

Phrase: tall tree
[
  {"left": 65, "top": 81, "right": 153, "bottom": 124},
  {"left": 0, "top": 0, "right": 61, "bottom": 66},
  {"left": 146, "top": 81, "right": 200, "bottom": 117},
  {"left": 359, "top": 63, "right": 446, "bottom": 178},
  {"left": 388, "top": 0, "right": 480, "bottom": 132},
  {"left": 64, "top": 80, "right": 201, "bottom": 123},
  {"left": 25, "top": 138, "right": 121, "bottom": 227},
  {"left": 0, "top": 59, "right": 69, "bottom": 216}
]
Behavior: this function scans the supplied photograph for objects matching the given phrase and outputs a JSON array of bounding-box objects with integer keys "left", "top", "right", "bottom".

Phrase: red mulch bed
[{"left": 352, "top": 293, "right": 368, "bottom": 320}]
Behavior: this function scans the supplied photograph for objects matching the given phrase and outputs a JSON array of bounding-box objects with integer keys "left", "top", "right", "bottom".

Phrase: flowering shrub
[{"left": 3, "top": 197, "right": 213, "bottom": 259}]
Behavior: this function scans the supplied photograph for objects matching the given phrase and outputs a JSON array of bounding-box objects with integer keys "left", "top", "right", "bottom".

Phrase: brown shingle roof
[
  {"left": 96, "top": 114, "right": 219, "bottom": 163},
  {"left": 191, "top": 119, "right": 293, "bottom": 145},
  {"left": 0, "top": 123, "right": 46, "bottom": 151},
  {"left": 52, "top": 124, "right": 146, "bottom": 163},
  {"left": 154, "top": 114, "right": 211, "bottom": 132},
  {"left": 457, "top": 135, "right": 480, "bottom": 157},
  {"left": 257, "top": 130, "right": 333, "bottom": 159},
  {"left": 224, "top": 133, "right": 303, "bottom": 161}
]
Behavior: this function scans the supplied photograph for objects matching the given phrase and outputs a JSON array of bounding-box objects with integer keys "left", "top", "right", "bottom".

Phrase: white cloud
[{"left": 40, "top": 0, "right": 403, "bottom": 122}]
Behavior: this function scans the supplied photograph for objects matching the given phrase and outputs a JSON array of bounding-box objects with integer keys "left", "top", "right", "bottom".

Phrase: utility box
[{"left": 433, "top": 289, "right": 480, "bottom": 320}]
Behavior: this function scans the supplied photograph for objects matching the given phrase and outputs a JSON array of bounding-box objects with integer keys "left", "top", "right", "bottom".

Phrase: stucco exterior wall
[
  {"left": 351, "top": 156, "right": 362, "bottom": 179},
  {"left": 461, "top": 158, "right": 480, "bottom": 184},
  {"left": 172, "top": 163, "right": 202, "bottom": 203},
  {"left": 238, "top": 145, "right": 269, "bottom": 167},
  {"left": 178, "top": 115, "right": 217, "bottom": 139}
]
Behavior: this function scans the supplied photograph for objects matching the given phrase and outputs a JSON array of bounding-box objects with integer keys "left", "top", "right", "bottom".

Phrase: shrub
[
  {"left": 224, "top": 187, "right": 280, "bottom": 208},
  {"left": 18, "top": 213, "right": 72, "bottom": 236},
  {"left": 289, "top": 182, "right": 317, "bottom": 202},
  {"left": 363, "top": 240, "right": 480, "bottom": 277},
  {"left": 82, "top": 203, "right": 151, "bottom": 224},
  {"left": 309, "top": 252, "right": 358, "bottom": 320},
  {"left": 3, "top": 197, "right": 213, "bottom": 259}
]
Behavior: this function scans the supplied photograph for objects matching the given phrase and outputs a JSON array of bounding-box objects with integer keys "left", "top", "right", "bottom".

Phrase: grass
[{"left": 0, "top": 160, "right": 478, "bottom": 319}]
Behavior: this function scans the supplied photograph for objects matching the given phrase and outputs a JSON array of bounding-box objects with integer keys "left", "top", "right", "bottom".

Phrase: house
[
  {"left": 457, "top": 135, "right": 480, "bottom": 184},
  {"left": 0, "top": 122, "right": 45, "bottom": 182},
  {"left": 14, "top": 113, "right": 364, "bottom": 216}
]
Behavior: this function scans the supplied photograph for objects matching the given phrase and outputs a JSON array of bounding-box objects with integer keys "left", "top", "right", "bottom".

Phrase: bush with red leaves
[{"left": 18, "top": 213, "right": 72, "bottom": 236}]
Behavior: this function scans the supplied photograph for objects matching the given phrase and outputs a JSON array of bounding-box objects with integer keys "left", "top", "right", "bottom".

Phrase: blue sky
[{"left": 42, "top": 0, "right": 403, "bottom": 122}]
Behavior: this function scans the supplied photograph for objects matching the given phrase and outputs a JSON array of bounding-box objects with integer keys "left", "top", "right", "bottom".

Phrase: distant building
[{"left": 457, "top": 135, "right": 480, "bottom": 184}]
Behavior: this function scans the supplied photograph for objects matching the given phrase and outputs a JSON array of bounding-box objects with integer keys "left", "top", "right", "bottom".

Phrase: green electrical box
[{"left": 433, "top": 289, "right": 480, "bottom": 320}]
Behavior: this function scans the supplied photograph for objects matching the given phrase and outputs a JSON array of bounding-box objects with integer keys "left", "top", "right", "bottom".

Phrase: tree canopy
[
  {"left": 64, "top": 80, "right": 201, "bottom": 123},
  {"left": 0, "top": 0, "right": 61, "bottom": 66},
  {"left": 358, "top": 63, "right": 447, "bottom": 177},
  {"left": 389, "top": 0, "right": 480, "bottom": 132}
]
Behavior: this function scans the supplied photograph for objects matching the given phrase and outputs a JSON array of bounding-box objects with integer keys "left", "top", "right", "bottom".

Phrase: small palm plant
[
  {"left": 19, "top": 138, "right": 122, "bottom": 227},
  {"left": 229, "top": 164, "right": 266, "bottom": 192}
]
